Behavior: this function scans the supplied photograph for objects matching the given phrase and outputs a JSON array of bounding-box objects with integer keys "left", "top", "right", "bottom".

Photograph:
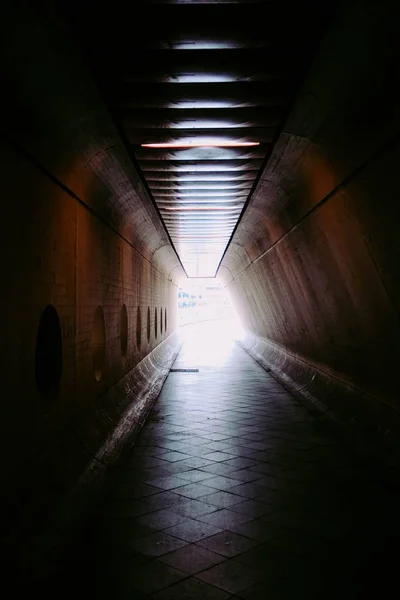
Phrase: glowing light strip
[
  {"left": 163, "top": 206, "right": 237, "bottom": 211},
  {"left": 141, "top": 141, "right": 260, "bottom": 148}
]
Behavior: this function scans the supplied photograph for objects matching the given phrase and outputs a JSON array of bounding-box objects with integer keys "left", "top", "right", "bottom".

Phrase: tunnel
[{"left": 1, "top": 0, "right": 400, "bottom": 596}]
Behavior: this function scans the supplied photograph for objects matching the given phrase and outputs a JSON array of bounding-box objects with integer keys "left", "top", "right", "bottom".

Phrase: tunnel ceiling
[{"left": 64, "top": 0, "right": 333, "bottom": 277}]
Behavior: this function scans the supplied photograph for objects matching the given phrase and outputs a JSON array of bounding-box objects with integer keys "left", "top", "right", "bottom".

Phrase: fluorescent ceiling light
[
  {"left": 141, "top": 141, "right": 260, "bottom": 148},
  {"left": 163, "top": 206, "right": 237, "bottom": 211}
]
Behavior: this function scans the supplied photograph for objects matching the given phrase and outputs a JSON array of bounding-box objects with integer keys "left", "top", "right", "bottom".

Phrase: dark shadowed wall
[
  {"left": 0, "top": 4, "right": 184, "bottom": 563},
  {"left": 219, "top": 0, "right": 400, "bottom": 462}
]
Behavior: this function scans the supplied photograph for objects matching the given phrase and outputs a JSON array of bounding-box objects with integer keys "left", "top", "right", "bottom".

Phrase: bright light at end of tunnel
[
  {"left": 141, "top": 141, "right": 260, "bottom": 148},
  {"left": 177, "top": 279, "right": 245, "bottom": 366}
]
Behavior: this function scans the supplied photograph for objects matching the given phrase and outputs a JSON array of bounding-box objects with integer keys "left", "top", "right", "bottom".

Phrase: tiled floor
[{"left": 66, "top": 322, "right": 400, "bottom": 599}]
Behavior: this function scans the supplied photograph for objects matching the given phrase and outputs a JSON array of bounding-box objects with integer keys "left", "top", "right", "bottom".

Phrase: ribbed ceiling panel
[{"left": 64, "top": 0, "right": 333, "bottom": 276}]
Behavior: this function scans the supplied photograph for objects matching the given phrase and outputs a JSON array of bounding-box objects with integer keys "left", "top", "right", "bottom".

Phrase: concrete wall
[
  {"left": 0, "top": 4, "right": 184, "bottom": 565},
  {"left": 220, "top": 0, "right": 400, "bottom": 463}
]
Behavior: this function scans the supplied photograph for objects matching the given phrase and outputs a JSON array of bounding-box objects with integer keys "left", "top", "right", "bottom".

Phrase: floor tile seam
[
  {"left": 160, "top": 490, "right": 248, "bottom": 511},
  {"left": 90, "top": 518, "right": 268, "bottom": 557},
  {"left": 153, "top": 513, "right": 282, "bottom": 547},
  {"left": 168, "top": 479, "right": 260, "bottom": 497},
  {"left": 191, "top": 535, "right": 263, "bottom": 556},
  {"left": 170, "top": 478, "right": 244, "bottom": 492},
  {"left": 131, "top": 527, "right": 214, "bottom": 547},
  {"left": 191, "top": 557, "right": 268, "bottom": 586},
  {"left": 156, "top": 550, "right": 267, "bottom": 584},
  {"left": 157, "top": 542, "right": 230, "bottom": 566},
  {"left": 134, "top": 561, "right": 192, "bottom": 595},
  {"left": 146, "top": 567, "right": 230, "bottom": 597}
]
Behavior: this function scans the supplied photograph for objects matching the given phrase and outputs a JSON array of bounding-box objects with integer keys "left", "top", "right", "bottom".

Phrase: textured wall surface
[
  {"left": 3, "top": 0, "right": 400, "bottom": 575},
  {"left": 220, "top": 1, "right": 400, "bottom": 459},
  {"left": 0, "top": 5, "right": 184, "bottom": 562}
]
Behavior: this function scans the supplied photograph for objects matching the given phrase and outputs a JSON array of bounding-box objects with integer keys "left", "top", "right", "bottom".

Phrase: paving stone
[
  {"left": 196, "top": 530, "right": 259, "bottom": 557},
  {"left": 129, "top": 531, "right": 188, "bottom": 557},
  {"left": 169, "top": 497, "right": 220, "bottom": 519},
  {"left": 135, "top": 509, "right": 190, "bottom": 530},
  {"left": 222, "top": 446, "right": 259, "bottom": 458},
  {"left": 227, "top": 483, "right": 264, "bottom": 499},
  {"left": 200, "top": 491, "right": 245, "bottom": 509},
  {"left": 176, "top": 470, "right": 216, "bottom": 483},
  {"left": 159, "top": 544, "right": 226, "bottom": 574},
  {"left": 196, "top": 559, "right": 265, "bottom": 594},
  {"left": 145, "top": 475, "right": 188, "bottom": 491},
  {"left": 201, "top": 433, "right": 233, "bottom": 442},
  {"left": 243, "top": 462, "right": 283, "bottom": 475},
  {"left": 183, "top": 446, "right": 223, "bottom": 458},
  {"left": 127, "top": 560, "right": 187, "bottom": 594},
  {"left": 228, "top": 470, "right": 263, "bottom": 483},
  {"left": 196, "top": 509, "right": 254, "bottom": 530},
  {"left": 205, "top": 442, "right": 239, "bottom": 452},
  {"left": 223, "top": 458, "right": 261, "bottom": 469},
  {"left": 62, "top": 328, "right": 399, "bottom": 599},
  {"left": 233, "top": 542, "right": 294, "bottom": 571},
  {"left": 229, "top": 500, "right": 278, "bottom": 518},
  {"left": 200, "top": 463, "right": 240, "bottom": 476},
  {"left": 160, "top": 451, "right": 192, "bottom": 462},
  {"left": 202, "top": 476, "right": 244, "bottom": 491},
  {"left": 176, "top": 457, "right": 216, "bottom": 469},
  {"left": 164, "top": 519, "right": 223, "bottom": 542},
  {"left": 173, "top": 483, "right": 219, "bottom": 499},
  {"left": 142, "top": 490, "right": 183, "bottom": 511},
  {"left": 227, "top": 519, "right": 285, "bottom": 542},
  {"left": 153, "top": 576, "right": 231, "bottom": 599},
  {"left": 203, "top": 452, "right": 237, "bottom": 462}
]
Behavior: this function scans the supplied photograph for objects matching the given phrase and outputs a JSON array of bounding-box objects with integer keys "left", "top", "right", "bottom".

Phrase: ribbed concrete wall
[
  {"left": 1, "top": 5, "right": 184, "bottom": 565},
  {"left": 220, "top": 1, "right": 400, "bottom": 463}
]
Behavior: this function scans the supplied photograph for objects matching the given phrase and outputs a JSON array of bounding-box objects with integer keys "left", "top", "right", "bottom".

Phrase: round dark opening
[
  {"left": 35, "top": 305, "right": 63, "bottom": 401},
  {"left": 147, "top": 306, "right": 151, "bottom": 342},
  {"left": 154, "top": 307, "right": 158, "bottom": 339},
  {"left": 93, "top": 306, "right": 106, "bottom": 382},
  {"left": 136, "top": 306, "right": 142, "bottom": 349},
  {"left": 120, "top": 304, "right": 128, "bottom": 357},
  {"left": 165, "top": 308, "right": 167, "bottom": 333}
]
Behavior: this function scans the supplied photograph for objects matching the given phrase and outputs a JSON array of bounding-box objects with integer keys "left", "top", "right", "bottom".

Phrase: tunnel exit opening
[
  {"left": 177, "top": 278, "right": 244, "bottom": 342},
  {"left": 176, "top": 278, "right": 244, "bottom": 368}
]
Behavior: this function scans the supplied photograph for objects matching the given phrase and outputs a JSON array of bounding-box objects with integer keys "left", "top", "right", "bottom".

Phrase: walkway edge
[
  {"left": 16, "top": 332, "right": 183, "bottom": 583},
  {"left": 238, "top": 332, "right": 400, "bottom": 477}
]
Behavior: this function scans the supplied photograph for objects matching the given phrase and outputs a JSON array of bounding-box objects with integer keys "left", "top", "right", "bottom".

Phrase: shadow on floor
[{"left": 28, "top": 321, "right": 400, "bottom": 599}]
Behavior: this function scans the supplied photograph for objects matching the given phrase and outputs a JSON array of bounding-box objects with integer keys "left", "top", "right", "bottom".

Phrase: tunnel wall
[
  {"left": 0, "top": 5, "right": 184, "bottom": 567},
  {"left": 220, "top": 0, "right": 400, "bottom": 465}
]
